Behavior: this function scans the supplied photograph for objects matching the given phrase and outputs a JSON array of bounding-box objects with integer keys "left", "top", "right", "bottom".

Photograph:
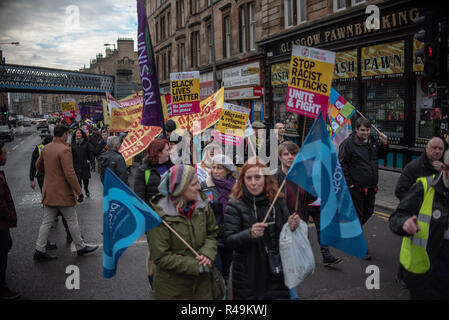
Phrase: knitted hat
[
  {"left": 158, "top": 164, "right": 197, "bottom": 197},
  {"left": 212, "top": 154, "right": 237, "bottom": 173}
]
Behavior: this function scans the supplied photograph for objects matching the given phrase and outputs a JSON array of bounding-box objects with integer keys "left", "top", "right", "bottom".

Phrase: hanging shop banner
[
  {"left": 328, "top": 88, "right": 356, "bottom": 137},
  {"left": 333, "top": 49, "right": 357, "bottom": 80},
  {"left": 119, "top": 114, "right": 162, "bottom": 162},
  {"left": 61, "top": 100, "right": 75, "bottom": 112},
  {"left": 169, "top": 87, "right": 224, "bottom": 135},
  {"left": 224, "top": 86, "right": 263, "bottom": 100},
  {"left": 285, "top": 45, "right": 335, "bottom": 120},
  {"left": 215, "top": 103, "right": 250, "bottom": 146},
  {"left": 362, "top": 41, "right": 404, "bottom": 77},
  {"left": 271, "top": 62, "right": 290, "bottom": 86},
  {"left": 169, "top": 71, "right": 201, "bottom": 117},
  {"left": 109, "top": 104, "right": 143, "bottom": 132}
]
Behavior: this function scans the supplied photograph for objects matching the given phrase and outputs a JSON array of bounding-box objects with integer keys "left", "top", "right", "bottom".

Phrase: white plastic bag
[{"left": 279, "top": 220, "right": 315, "bottom": 289}]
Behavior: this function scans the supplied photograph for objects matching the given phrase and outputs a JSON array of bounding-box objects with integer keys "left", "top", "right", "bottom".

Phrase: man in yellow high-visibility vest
[{"left": 389, "top": 150, "right": 449, "bottom": 300}]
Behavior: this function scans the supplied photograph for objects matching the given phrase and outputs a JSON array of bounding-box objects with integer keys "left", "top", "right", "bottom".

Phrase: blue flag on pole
[
  {"left": 285, "top": 113, "right": 367, "bottom": 259},
  {"left": 103, "top": 168, "right": 162, "bottom": 278}
]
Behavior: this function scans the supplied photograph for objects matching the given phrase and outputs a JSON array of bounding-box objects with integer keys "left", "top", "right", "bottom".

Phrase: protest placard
[
  {"left": 285, "top": 45, "right": 335, "bottom": 120},
  {"left": 215, "top": 103, "right": 250, "bottom": 146},
  {"left": 119, "top": 114, "right": 162, "bottom": 162},
  {"left": 169, "top": 87, "right": 224, "bottom": 135},
  {"left": 170, "top": 71, "right": 200, "bottom": 117}
]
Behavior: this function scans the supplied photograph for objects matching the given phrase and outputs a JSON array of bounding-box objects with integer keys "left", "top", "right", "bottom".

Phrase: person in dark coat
[
  {"left": 395, "top": 137, "right": 445, "bottom": 200},
  {"left": 88, "top": 127, "right": 101, "bottom": 169},
  {"left": 134, "top": 138, "right": 171, "bottom": 206},
  {"left": 338, "top": 118, "right": 388, "bottom": 224},
  {"left": 389, "top": 150, "right": 449, "bottom": 300},
  {"left": 96, "top": 129, "right": 109, "bottom": 157},
  {"left": 224, "top": 157, "right": 300, "bottom": 300},
  {"left": 99, "top": 136, "right": 128, "bottom": 185},
  {"left": 0, "top": 142, "right": 20, "bottom": 299},
  {"left": 200, "top": 154, "right": 237, "bottom": 281},
  {"left": 30, "top": 130, "right": 52, "bottom": 191},
  {"left": 71, "top": 129, "right": 95, "bottom": 197}
]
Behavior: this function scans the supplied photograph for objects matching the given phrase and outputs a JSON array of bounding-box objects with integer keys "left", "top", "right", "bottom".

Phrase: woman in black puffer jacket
[
  {"left": 134, "top": 138, "right": 172, "bottom": 206},
  {"left": 224, "top": 157, "right": 300, "bottom": 300},
  {"left": 71, "top": 129, "right": 95, "bottom": 197}
]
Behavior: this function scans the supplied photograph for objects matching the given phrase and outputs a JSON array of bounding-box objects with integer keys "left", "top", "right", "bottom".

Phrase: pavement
[{"left": 376, "top": 169, "right": 401, "bottom": 212}]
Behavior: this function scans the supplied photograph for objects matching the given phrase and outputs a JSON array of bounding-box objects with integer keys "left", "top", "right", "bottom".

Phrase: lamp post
[{"left": 104, "top": 43, "right": 117, "bottom": 98}]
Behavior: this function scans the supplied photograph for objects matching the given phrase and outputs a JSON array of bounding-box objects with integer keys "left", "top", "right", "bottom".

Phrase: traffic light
[
  {"left": 1, "top": 105, "right": 6, "bottom": 116},
  {"left": 414, "top": 14, "right": 440, "bottom": 78}
]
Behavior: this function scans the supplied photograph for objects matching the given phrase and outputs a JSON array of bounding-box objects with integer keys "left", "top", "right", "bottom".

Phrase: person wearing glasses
[
  {"left": 389, "top": 149, "right": 449, "bottom": 300},
  {"left": 224, "top": 157, "right": 300, "bottom": 300}
]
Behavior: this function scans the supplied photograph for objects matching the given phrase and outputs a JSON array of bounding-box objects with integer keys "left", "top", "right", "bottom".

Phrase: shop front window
[
  {"left": 414, "top": 76, "right": 440, "bottom": 146},
  {"left": 364, "top": 78, "right": 405, "bottom": 145}
]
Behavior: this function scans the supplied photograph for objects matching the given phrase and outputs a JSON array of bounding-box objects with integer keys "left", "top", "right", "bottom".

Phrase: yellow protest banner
[
  {"left": 286, "top": 45, "right": 335, "bottom": 120},
  {"left": 216, "top": 103, "right": 250, "bottom": 146},
  {"left": 109, "top": 104, "right": 142, "bottom": 132},
  {"left": 102, "top": 99, "right": 111, "bottom": 126},
  {"left": 61, "top": 100, "right": 75, "bottom": 111},
  {"left": 119, "top": 114, "right": 162, "bottom": 162}
]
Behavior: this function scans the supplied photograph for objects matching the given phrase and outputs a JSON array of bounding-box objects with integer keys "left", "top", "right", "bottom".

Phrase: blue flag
[
  {"left": 285, "top": 113, "right": 367, "bottom": 259},
  {"left": 103, "top": 168, "right": 162, "bottom": 278}
]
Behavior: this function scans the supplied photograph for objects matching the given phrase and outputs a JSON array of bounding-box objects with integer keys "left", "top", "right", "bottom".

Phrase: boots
[{"left": 321, "top": 246, "right": 342, "bottom": 267}]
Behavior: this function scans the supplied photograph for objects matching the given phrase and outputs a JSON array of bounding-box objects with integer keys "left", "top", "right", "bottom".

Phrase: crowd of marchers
[{"left": 0, "top": 117, "right": 448, "bottom": 300}]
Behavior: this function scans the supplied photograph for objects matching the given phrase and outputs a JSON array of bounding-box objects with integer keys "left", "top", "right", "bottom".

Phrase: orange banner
[
  {"left": 119, "top": 114, "right": 162, "bottom": 162},
  {"left": 362, "top": 41, "right": 404, "bottom": 77},
  {"left": 169, "top": 87, "right": 224, "bottom": 135}
]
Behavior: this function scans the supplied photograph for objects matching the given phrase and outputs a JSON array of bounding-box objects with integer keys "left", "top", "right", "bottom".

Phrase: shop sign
[
  {"left": 224, "top": 86, "right": 263, "bottom": 100},
  {"left": 285, "top": 45, "right": 335, "bottom": 120},
  {"left": 270, "top": 7, "right": 420, "bottom": 57},
  {"left": 334, "top": 49, "right": 357, "bottom": 80},
  {"left": 271, "top": 62, "right": 290, "bottom": 86},
  {"left": 200, "top": 81, "right": 215, "bottom": 100},
  {"left": 362, "top": 41, "right": 404, "bottom": 78},
  {"left": 223, "top": 62, "right": 260, "bottom": 88}
]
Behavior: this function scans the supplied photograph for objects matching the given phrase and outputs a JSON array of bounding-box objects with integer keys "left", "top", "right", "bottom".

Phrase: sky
[{"left": 0, "top": 0, "right": 138, "bottom": 70}]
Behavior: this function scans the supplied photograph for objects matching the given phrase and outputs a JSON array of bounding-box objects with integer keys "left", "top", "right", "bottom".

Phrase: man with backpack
[{"left": 99, "top": 136, "right": 128, "bottom": 185}]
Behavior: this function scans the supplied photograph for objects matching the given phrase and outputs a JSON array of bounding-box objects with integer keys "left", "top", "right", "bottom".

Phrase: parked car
[
  {"left": 37, "top": 120, "right": 49, "bottom": 130},
  {"left": 0, "top": 125, "right": 14, "bottom": 141},
  {"left": 23, "top": 118, "right": 31, "bottom": 127}
]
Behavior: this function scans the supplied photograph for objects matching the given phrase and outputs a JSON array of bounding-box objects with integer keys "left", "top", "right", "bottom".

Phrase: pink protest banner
[{"left": 285, "top": 45, "right": 335, "bottom": 120}]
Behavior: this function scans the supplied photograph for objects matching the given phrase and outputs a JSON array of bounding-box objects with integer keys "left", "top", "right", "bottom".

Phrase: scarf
[
  {"left": 76, "top": 138, "right": 84, "bottom": 145},
  {"left": 211, "top": 175, "right": 235, "bottom": 216},
  {"left": 170, "top": 196, "right": 196, "bottom": 220}
]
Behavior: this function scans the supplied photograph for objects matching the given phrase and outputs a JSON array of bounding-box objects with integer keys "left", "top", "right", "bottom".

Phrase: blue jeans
[{"left": 289, "top": 287, "right": 299, "bottom": 300}]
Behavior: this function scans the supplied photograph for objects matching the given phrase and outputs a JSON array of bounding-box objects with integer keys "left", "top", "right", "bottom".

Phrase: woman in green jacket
[{"left": 147, "top": 164, "right": 219, "bottom": 300}]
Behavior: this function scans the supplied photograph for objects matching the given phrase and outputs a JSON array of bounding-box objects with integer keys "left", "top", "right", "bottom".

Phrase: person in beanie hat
[
  {"left": 201, "top": 154, "right": 237, "bottom": 283},
  {"left": 146, "top": 164, "right": 219, "bottom": 300}
]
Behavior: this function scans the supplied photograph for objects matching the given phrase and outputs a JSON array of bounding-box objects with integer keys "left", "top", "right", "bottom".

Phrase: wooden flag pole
[
  {"left": 161, "top": 219, "right": 200, "bottom": 257},
  {"left": 262, "top": 179, "right": 286, "bottom": 224}
]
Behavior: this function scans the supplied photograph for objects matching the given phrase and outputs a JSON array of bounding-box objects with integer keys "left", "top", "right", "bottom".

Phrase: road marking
[
  {"left": 70, "top": 240, "right": 148, "bottom": 252},
  {"left": 20, "top": 140, "right": 24, "bottom": 144},
  {"left": 374, "top": 213, "right": 389, "bottom": 221},
  {"left": 374, "top": 211, "right": 390, "bottom": 218},
  {"left": 12, "top": 145, "right": 18, "bottom": 150}
]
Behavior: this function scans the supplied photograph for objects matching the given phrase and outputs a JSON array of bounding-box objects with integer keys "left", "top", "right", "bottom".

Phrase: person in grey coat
[{"left": 99, "top": 136, "right": 128, "bottom": 185}]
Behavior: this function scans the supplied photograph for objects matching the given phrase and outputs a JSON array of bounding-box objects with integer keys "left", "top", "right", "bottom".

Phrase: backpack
[{"left": 100, "top": 155, "right": 118, "bottom": 184}]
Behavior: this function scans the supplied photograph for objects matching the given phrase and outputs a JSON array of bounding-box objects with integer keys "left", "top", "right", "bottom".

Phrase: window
[
  {"left": 167, "top": 11, "right": 171, "bottom": 36},
  {"left": 224, "top": 16, "right": 231, "bottom": 58},
  {"left": 297, "top": 0, "right": 306, "bottom": 24},
  {"left": 161, "top": 16, "right": 166, "bottom": 40},
  {"left": 240, "top": 7, "right": 246, "bottom": 53},
  {"left": 190, "top": 31, "right": 201, "bottom": 68},
  {"left": 284, "top": 0, "right": 306, "bottom": 28},
  {"left": 284, "top": 0, "right": 294, "bottom": 28},
  {"left": 168, "top": 49, "right": 171, "bottom": 74},
  {"left": 179, "top": 43, "right": 186, "bottom": 71},
  {"left": 156, "top": 21, "right": 159, "bottom": 43},
  {"left": 249, "top": 3, "right": 255, "bottom": 50},
  {"left": 177, "top": 0, "right": 185, "bottom": 28},
  {"left": 196, "top": 0, "right": 200, "bottom": 13},
  {"left": 333, "top": 0, "right": 346, "bottom": 12}
]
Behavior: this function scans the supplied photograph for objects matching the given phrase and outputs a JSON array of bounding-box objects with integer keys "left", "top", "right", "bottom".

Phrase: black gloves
[{"left": 78, "top": 194, "right": 84, "bottom": 203}]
